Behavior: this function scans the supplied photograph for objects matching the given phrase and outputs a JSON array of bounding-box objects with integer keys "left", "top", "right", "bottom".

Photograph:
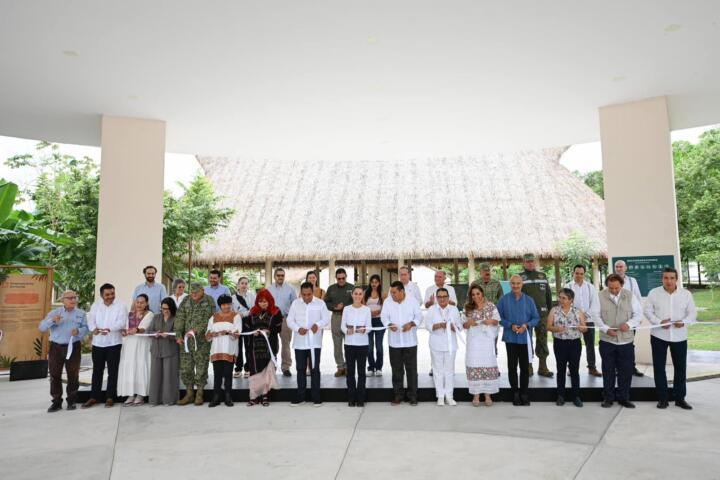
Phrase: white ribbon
[
  {"left": 0, "top": 329, "right": 3, "bottom": 344},
  {"left": 135, "top": 332, "right": 177, "bottom": 337},
  {"left": 562, "top": 322, "right": 720, "bottom": 331},
  {"left": 238, "top": 329, "right": 278, "bottom": 370},
  {"left": 184, "top": 331, "right": 197, "bottom": 353},
  {"left": 65, "top": 336, "right": 74, "bottom": 360},
  {"left": 526, "top": 329, "right": 534, "bottom": 360}
]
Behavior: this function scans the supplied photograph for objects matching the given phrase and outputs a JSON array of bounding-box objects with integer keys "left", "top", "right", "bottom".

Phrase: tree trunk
[{"left": 187, "top": 240, "right": 193, "bottom": 279}]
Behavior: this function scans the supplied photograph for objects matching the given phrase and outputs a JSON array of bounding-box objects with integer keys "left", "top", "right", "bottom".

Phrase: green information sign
[{"left": 612, "top": 255, "right": 676, "bottom": 297}]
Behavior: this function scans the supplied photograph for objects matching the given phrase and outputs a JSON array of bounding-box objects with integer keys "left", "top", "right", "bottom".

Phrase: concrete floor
[{"left": 1, "top": 373, "right": 719, "bottom": 480}]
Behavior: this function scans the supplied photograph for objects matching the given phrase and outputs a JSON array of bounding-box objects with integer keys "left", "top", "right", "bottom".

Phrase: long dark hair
[
  {"left": 464, "top": 285, "right": 485, "bottom": 315},
  {"left": 364, "top": 274, "right": 383, "bottom": 304}
]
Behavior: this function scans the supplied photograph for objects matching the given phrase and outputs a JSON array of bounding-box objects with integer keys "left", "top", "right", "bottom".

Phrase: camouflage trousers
[
  {"left": 180, "top": 341, "right": 210, "bottom": 387},
  {"left": 534, "top": 315, "right": 549, "bottom": 361}
]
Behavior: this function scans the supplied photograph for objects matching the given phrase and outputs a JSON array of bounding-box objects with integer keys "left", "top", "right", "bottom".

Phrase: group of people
[{"left": 39, "top": 255, "right": 697, "bottom": 412}]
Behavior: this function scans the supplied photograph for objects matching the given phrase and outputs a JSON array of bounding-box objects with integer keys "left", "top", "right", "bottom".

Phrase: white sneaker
[
  {"left": 367, "top": 370, "right": 374, "bottom": 377},
  {"left": 375, "top": 370, "right": 383, "bottom": 377},
  {"left": 124, "top": 395, "right": 135, "bottom": 406},
  {"left": 445, "top": 396, "right": 457, "bottom": 406},
  {"left": 437, "top": 398, "right": 445, "bottom": 406}
]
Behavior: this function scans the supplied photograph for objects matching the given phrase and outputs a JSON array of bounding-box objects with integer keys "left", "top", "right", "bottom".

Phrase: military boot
[
  {"left": 178, "top": 387, "right": 195, "bottom": 406},
  {"left": 538, "top": 359, "right": 554, "bottom": 378},
  {"left": 194, "top": 386, "right": 205, "bottom": 405}
]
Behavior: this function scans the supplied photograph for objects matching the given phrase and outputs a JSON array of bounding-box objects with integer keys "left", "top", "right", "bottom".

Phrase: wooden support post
[
  {"left": 591, "top": 256, "right": 600, "bottom": 286},
  {"left": 501, "top": 258, "right": 509, "bottom": 280},
  {"left": 554, "top": 258, "right": 562, "bottom": 294},
  {"left": 264, "top": 259, "right": 273, "bottom": 287},
  {"left": 329, "top": 259, "right": 336, "bottom": 280},
  {"left": 453, "top": 259, "right": 460, "bottom": 284},
  {"left": 467, "top": 255, "right": 476, "bottom": 284}
]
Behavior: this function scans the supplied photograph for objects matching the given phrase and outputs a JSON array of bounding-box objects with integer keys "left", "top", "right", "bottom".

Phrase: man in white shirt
[
  {"left": 564, "top": 264, "right": 602, "bottom": 377},
  {"left": 426, "top": 288, "right": 462, "bottom": 406},
  {"left": 267, "top": 268, "right": 298, "bottom": 377},
  {"left": 614, "top": 259, "right": 645, "bottom": 377},
  {"left": 286, "top": 282, "right": 331, "bottom": 406},
  {"left": 399, "top": 266, "right": 422, "bottom": 305},
  {"left": 82, "top": 283, "right": 128, "bottom": 409},
  {"left": 644, "top": 267, "right": 697, "bottom": 410},
  {"left": 381, "top": 280, "right": 422, "bottom": 406},
  {"left": 232, "top": 276, "right": 257, "bottom": 378},
  {"left": 596, "top": 274, "right": 643, "bottom": 409},
  {"left": 424, "top": 270, "right": 458, "bottom": 307}
]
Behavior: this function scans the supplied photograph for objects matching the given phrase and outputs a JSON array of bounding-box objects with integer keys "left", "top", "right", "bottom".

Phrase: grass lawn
[{"left": 687, "top": 287, "right": 720, "bottom": 351}]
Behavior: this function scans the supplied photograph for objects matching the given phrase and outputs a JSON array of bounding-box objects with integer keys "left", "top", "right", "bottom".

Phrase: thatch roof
[{"left": 195, "top": 148, "right": 607, "bottom": 265}]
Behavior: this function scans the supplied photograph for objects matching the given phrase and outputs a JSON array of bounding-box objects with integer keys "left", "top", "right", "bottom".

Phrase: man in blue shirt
[
  {"left": 132, "top": 265, "right": 167, "bottom": 313},
  {"left": 38, "top": 290, "right": 89, "bottom": 412},
  {"left": 267, "top": 267, "right": 297, "bottom": 376},
  {"left": 497, "top": 275, "right": 540, "bottom": 406},
  {"left": 204, "top": 269, "right": 231, "bottom": 312}
]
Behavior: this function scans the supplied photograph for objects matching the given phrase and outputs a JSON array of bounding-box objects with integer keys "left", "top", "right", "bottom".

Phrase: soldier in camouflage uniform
[
  {"left": 174, "top": 282, "right": 216, "bottom": 405},
  {"left": 520, "top": 253, "right": 554, "bottom": 378}
]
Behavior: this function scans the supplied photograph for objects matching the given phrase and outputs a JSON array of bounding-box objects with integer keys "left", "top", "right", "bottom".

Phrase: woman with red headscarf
[{"left": 242, "top": 289, "right": 284, "bottom": 406}]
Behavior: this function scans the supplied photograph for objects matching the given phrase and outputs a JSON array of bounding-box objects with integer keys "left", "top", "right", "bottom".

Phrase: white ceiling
[{"left": 1, "top": 0, "right": 719, "bottom": 161}]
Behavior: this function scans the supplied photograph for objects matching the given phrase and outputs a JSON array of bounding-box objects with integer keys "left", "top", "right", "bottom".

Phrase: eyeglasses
[
  {"left": 337, "top": 276, "right": 347, "bottom": 280},
  {"left": 436, "top": 295, "right": 449, "bottom": 299}
]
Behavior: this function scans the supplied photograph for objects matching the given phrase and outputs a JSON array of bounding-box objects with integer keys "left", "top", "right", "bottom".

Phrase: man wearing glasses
[
  {"left": 38, "top": 290, "right": 89, "bottom": 412},
  {"left": 267, "top": 268, "right": 297, "bottom": 377},
  {"left": 324, "top": 268, "right": 355, "bottom": 377}
]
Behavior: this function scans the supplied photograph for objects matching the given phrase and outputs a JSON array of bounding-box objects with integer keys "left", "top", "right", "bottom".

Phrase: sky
[{"left": 1, "top": 123, "right": 717, "bottom": 210}]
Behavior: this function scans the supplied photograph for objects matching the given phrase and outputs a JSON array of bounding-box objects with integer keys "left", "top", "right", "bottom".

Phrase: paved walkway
[{"left": 1, "top": 372, "right": 719, "bottom": 479}]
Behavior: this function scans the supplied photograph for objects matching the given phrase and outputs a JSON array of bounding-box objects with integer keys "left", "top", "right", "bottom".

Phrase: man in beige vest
[{"left": 596, "top": 274, "right": 643, "bottom": 408}]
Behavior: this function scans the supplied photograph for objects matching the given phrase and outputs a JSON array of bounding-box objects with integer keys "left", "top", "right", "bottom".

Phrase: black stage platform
[{"left": 76, "top": 370, "right": 660, "bottom": 403}]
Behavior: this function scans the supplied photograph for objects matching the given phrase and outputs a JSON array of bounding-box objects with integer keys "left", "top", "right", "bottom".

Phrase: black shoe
[
  {"left": 675, "top": 399, "right": 693, "bottom": 410},
  {"left": 66, "top": 402, "right": 76, "bottom": 411},
  {"left": 657, "top": 400, "right": 669, "bottom": 409},
  {"left": 47, "top": 402, "right": 62, "bottom": 413},
  {"left": 429, "top": 370, "right": 433, "bottom": 377},
  {"left": 573, "top": 398, "right": 583, "bottom": 408},
  {"left": 520, "top": 395, "right": 530, "bottom": 406},
  {"left": 633, "top": 367, "right": 644, "bottom": 377},
  {"left": 357, "top": 402, "right": 365, "bottom": 407},
  {"left": 601, "top": 400, "right": 613, "bottom": 408},
  {"left": 208, "top": 395, "right": 221, "bottom": 408},
  {"left": 348, "top": 401, "right": 356, "bottom": 407},
  {"left": 556, "top": 396, "right": 565, "bottom": 406},
  {"left": 619, "top": 400, "right": 635, "bottom": 409},
  {"left": 283, "top": 370, "right": 291, "bottom": 377},
  {"left": 512, "top": 392, "right": 521, "bottom": 406},
  {"left": 391, "top": 396, "right": 403, "bottom": 406},
  {"left": 224, "top": 393, "right": 234, "bottom": 407}
]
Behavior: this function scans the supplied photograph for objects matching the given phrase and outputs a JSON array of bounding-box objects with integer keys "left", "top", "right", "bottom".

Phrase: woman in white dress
[
  {"left": 463, "top": 285, "right": 501, "bottom": 406},
  {"left": 118, "top": 294, "right": 154, "bottom": 406}
]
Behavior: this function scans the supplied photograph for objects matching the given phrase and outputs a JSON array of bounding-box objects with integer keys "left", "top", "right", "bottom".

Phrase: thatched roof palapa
[{"left": 196, "top": 148, "right": 607, "bottom": 266}]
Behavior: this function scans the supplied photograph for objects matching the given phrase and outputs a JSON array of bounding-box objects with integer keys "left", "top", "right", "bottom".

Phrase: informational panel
[
  {"left": 0, "top": 271, "right": 53, "bottom": 366},
  {"left": 611, "top": 255, "right": 675, "bottom": 297}
]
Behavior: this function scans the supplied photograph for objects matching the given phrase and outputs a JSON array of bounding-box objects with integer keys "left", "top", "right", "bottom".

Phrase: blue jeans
[{"left": 367, "top": 317, "right": 385, "bottom": 371}]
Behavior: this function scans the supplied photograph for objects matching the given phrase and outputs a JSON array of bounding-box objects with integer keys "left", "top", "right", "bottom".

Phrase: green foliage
[
  {"left": 0, "top": 180, "right": 68, "bottom": 282},
  {"left": 673, "top": 129, "right": 720, "bottom": 280},
  {"left": 5, "top": 143, "right": 99, "bottom": 307},
  {"left": 163, "top": 174, "right": 234, "bottom": 279},
  {"left": 556, "top": 231, "right": 598, "bottom": 284},
  {"left": 0, "top": 355, "right": 17, "bottom": 368},
  {"left": 574, "top": 170, "right": 604, "bottom": 199}
]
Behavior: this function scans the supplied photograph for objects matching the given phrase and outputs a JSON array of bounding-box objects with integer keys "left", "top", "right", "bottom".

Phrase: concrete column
[
  {"left": 264, "top": 259, "right": 273, "bottom": 287},
  {"left": 328, "top": 259, "right": 336, "bottom": 279},
  {"left": 599, "top": 96, "right": 681, "bottom": 364},
  {"left": 467, "top": 255, "right": 476, "bottom": 284},
  {"left": 599, "top": 96, "right": 681, "bottom": 280},
  {"left": 95, "top": 115, "right": 165, "bottom": 305}
]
